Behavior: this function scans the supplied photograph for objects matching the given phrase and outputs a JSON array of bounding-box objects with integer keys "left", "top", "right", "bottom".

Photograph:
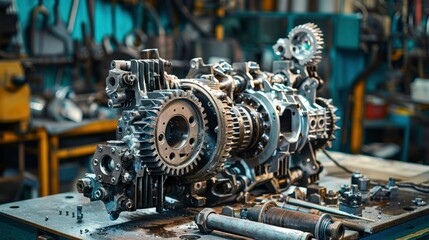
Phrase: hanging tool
[
  {"left": 26, "top": 1, "right": 67, "bottom": 56},
  {"left": 51, "top": 0, "right": 73, "bottom": 55},
  {"left": 67, "top": 0, "right": 79, "bottom": 34},
  {"left": 282, "top": 196, "right": 375, "bottom": 222},
  {"left": 124, "top": 3, "right": 147, "bottom": 52}
]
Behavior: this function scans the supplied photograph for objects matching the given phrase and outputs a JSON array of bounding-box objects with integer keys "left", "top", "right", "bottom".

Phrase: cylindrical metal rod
[
  {"left": 196, "top": 208, "right": 314, "bottom": 240},
  {"left": 246, "top": 201, "right": 344, "bottom": 240},
  {"left": 283, "top": 196, "right": 374, "bottom": 222}
]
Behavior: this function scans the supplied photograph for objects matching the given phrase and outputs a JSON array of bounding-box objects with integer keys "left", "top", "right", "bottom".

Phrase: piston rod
[
  {"left": 195, "top": 208, "right": 314, "bottom": 240},
  {"left": 245, "top": 201, "right": 344, "bottom": 240}
]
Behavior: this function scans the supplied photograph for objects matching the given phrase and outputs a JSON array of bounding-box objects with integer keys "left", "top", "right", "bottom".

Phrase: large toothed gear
[
  {"left": 287, "top": 23, "right": 324, "bottom": 66},
  {"left": 136, "top": 90, "right": 208, "bottom": 176}
]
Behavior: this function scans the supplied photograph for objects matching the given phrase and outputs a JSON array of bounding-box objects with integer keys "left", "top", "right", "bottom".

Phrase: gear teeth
[
  {"left": 131, "top": 89, "right": 208, "bottom": 176},
  {"left": 288, "top": 22, "right": 324, "bottom": 65}
]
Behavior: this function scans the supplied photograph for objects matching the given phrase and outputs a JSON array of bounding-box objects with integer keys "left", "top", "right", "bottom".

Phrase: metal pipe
[
  {"left": 246, "top": 201, "right": 344, "bottom": 240},
  {"left": 196, "top": 208, "right": 314, "bottom": 240},
  {"left": 283, "top": 196, "right": 374, "bottom": 222}
]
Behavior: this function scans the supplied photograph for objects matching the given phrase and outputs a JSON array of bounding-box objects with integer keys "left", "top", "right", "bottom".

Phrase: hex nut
[{"left": 195, "top": 208, "right": 216, "bottom": 233}]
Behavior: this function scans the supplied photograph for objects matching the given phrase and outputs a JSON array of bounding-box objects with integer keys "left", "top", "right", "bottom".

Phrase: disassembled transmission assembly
[{"left": 77, "top": 23, "right": 339, "bottom": 220}]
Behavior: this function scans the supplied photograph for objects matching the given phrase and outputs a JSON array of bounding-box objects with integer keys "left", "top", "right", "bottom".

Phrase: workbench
[{"left": 1, "top": 152, "right": 429, "bottom": 240}]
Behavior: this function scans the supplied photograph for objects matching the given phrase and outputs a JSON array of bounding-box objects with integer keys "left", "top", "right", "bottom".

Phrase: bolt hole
[
  {"left": 169, "top": 153, "right": 175, "bottom": 160},
  {"left": 158, "top": 134, "right": 164, "bottom": 141},
  {"left": 190, "top": 138, "right": 195, "bottom": 145},
  {"left": 108, "top": 77, "right": 116, "bottom": 87},
  {"left": 189, "top": 116, "right": 195, "bottom": 124}
]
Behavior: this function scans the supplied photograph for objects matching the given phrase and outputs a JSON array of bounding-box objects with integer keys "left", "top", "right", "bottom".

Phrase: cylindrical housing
[
  {"left": 246, "top": 201, "right": 344, "bottom": 240},
  {"left": 197, "top": 208, "right": 313, "bottom": 240}
]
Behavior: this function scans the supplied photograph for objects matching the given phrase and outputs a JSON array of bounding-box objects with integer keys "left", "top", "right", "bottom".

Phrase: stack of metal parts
[{"left": 76, "top": 23, "right": 340, "bottom": 223}]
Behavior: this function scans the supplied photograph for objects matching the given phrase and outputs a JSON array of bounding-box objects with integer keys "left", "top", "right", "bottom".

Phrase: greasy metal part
[
  {"left": 77, "top": 23, "right": 340, "bottom": 218},
  {"left": 325, "top": 190, "right": 339, "bottom": 206},
  {"left": 195, "top": 208, "right": 314, "bottom": 240},
  {"left": 339, "top": 184, "right": 363, "bottom": 215},
  {"left": 283, "top": 196, "right": 375, "bottom": 222},
  {"left": 244, "top": 201, "right": 344, "bottom": 240},
  {"left": 371, "top": 177, "right": 399, "bottom": 200}
]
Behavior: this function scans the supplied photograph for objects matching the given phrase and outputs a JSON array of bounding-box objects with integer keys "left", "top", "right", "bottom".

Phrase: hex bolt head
[{"left": 195, "top": 208, "right": 216, "bottom": 233}]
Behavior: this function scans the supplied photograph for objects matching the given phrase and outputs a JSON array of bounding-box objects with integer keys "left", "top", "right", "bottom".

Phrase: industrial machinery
[
  {"left": 77, "top": 23, "right": 339, "bottom": 220},
  {"left": 0, "top": 60, "right": 30, "bottom": 132}
]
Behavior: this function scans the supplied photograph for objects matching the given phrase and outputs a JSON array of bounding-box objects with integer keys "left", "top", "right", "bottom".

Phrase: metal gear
[
  {"left": 315, "top": 97, "right": 340, "bottom": 148},
  {"left": 288, "top": 23, "right": 324, "bottom": 66},
  {"left": 178, "top": 80, "right": 234, "bottom": 180},
  {"left": 134, "top": 90, "right": 208, "bottom": 176}
]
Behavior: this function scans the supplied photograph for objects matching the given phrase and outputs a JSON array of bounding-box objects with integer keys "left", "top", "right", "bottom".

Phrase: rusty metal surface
[
  {"left": 0, "top": 193, "right": 243, "bottom": 239},
  {"left": 1, "top": 176, "right": 429, "bottom": 239}
]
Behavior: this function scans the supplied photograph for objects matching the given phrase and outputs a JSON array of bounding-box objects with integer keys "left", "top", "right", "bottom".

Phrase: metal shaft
[
  {"left": 284, "top": 197, "right": 374, "bottom": 222},
  {"left": 246, "top": 201, "right": 344, "bottom": 240},
  {"left": 196, "top": 208, "right": 314, "bottom": 240}
]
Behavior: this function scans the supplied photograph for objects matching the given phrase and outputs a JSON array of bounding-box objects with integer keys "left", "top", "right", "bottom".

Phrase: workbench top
[{"left": 1, "top": 151, "right": 429, "bottom": 240}]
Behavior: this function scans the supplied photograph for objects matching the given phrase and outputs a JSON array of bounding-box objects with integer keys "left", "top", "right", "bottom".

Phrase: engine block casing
[{"left": 77, "top": 23, "right": 339, "bottom": 220}]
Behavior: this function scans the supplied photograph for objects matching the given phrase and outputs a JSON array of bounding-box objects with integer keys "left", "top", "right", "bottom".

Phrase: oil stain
[{"left": 145, "top": 224, "right": 177, "bottom": 238}]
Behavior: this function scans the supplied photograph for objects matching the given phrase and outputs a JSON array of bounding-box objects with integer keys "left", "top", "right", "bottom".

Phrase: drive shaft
[{"left": 195, "top": 208, "right": 314, "bottom": 240}]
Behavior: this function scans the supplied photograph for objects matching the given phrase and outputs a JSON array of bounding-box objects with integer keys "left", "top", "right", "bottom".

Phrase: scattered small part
[
  {"left": 357, "top": 177, "right": 370, "bottom": 204},
  {"left": 66, "top": 211, "right": 69, "bottom": 216},
  {"left": 77, "top": 205, "right": 83, "bottom": 221},
  {"left": 351, "top": 171, "right": 363, "bottom": 185},
  {"left": 339, "top": 184, "right": 363, "bottom": 216},
  {"left": 370, "top": 177, "right": 399, "bottom": 200},
  {"left": 45, "top": 216, "right": 49, "bottom": 221},
  {"left": 85, "top": 229, "right": 89, "bottom": 233},
  {"left": 412, "top": 197, "right": 427, "bottom": 206},
  {"left": 307, "top": 184, "right": 327, "bottom": 203},
  {"left": 59, "top": 210, "right": 62, "bottom": 215},
  {"left": 325, "top": 190, "right": 338, "bottom": 206},
  {"left": 80, "top": 229, "right": 83, "bottom": 234},
  {"left": 195, "top": 208, "right": 314, "bottom": 240},
  {"left": 72, "top": 212, "right": 75, "bottom": 218},
  {"left": 283, "top": 196, "right": 374, "bottom": 221}
]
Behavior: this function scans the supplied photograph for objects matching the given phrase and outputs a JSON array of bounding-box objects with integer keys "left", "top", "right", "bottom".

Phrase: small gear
[
  {"left": 132, "top": 90, "right": 208, "bottom": 176},
  {"left": 287, "top": 23, "right": 324, "bottom": 66},
  {"left": 315, "top": 97, "right": 340, "bottom": 148}
]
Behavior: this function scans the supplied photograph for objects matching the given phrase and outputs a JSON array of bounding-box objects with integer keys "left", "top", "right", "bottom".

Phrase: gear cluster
[
  {"left": 273, "top": 23, "right": 324, "bottom": 65},
  {"left": 77, "top": 23, "right": 340, "bottom": 220}
]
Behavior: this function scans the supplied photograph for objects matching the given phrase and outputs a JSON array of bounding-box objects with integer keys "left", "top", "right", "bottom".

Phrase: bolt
[
  {"left": 115, "top": 164, "right": 121, "bottom": 171},
  {"left": 110, "top": 147, "right": 116, "bottom": 153},
  {"left": 45, "top": 216, "right": 48, "bottom": 221},
  {"left": 98, "top": 146, "right": 103, "bottom": 152},
  {"left": 93, "top": 159, "right": 98, "bottom": 165}
]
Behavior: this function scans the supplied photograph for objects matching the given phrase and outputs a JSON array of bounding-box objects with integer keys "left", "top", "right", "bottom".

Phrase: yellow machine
[{"left": 0, "top": 60, "right": 30, "bottom": 132}]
